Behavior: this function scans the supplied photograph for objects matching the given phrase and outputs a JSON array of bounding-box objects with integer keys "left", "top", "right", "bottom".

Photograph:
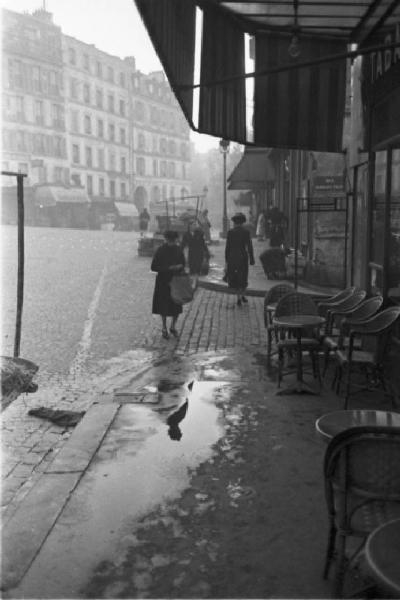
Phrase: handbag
[{"left": 170, "top": 272, "right": 194, "bottom": 304}]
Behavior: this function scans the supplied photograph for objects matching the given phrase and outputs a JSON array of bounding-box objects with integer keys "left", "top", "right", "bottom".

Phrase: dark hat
[
  {"left": 164, "top": 230, "right": 179, "bottom": 240},
  {"left": 231, "top": 212, "right": 246, "bottom": 224}
]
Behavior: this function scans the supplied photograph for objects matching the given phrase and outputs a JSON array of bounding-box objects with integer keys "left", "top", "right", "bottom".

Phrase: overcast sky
[{"left": 2, "top": 0, "right": 218, "bottom": 152}]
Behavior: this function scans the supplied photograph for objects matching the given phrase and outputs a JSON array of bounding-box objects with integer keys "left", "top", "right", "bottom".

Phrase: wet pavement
[{"left": 3, "top": 348, "right": 347, "bottom": 599}]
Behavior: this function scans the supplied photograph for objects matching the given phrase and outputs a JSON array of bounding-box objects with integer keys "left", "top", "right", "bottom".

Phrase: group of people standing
[{"left": 151, "top": 211, "right": 256, "bottom": 337}]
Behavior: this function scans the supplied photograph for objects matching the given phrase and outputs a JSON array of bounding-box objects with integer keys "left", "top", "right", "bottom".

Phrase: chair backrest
[
  {"left": 353, "top": 306, "right": 400, "bottom": 360},
  {"left": 265, "top": 284, "right": 294, "bottom": 305},
  {"left": 324, "top": 426, "right": 400, "bottom": 507},
  {"left": 330, "top": 289, "right": 366, "bottom": 313},
  {"left": 345, "top": 295, "right": 383, "bottom": 322},
  {"left": 275, "top": 292, "right": 318, "bottom": 317},
  {"left": 318, "top": 286, "right": 356, "bottom": 306}
]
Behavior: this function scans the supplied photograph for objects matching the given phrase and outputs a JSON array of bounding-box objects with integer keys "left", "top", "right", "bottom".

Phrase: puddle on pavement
[{"left": 15, "top": 381, "right": 234, "bottom": 599}]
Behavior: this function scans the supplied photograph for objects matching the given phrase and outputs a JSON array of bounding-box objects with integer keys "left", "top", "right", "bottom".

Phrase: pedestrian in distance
[
  {"left": 256, "top": 211, "right": 266, "bottom": 240},
  {"left": 181, "top": 220, "right": 210, "bottom": 289},
  {"left": 151, "top": 230, "right": 185, "bottom": 339},
  {"left": 199, "top": 209, "right": 212, "bottom": 243},
  {"left": 139, "top": 207, "right": 150, "bottom": 236},
  {"left": 224, "top": 212, "right": 255, "bottom": 306}
]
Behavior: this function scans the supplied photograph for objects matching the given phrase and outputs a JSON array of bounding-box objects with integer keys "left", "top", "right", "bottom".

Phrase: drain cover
[{"left": 114, "top": 392, "right": 160, "bottom": 404}]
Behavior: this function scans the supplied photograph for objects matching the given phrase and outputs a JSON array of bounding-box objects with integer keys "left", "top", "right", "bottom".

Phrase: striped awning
[
  {"left": 114, "top": 202, "right": 139, "bottom": 217},
  {"left": 134, "top": 0, "right": 400, "bottom": 152},
  {"left": 228, "top": 148, "right": 275, "bottom": 190},
  {"left": 34, "top": 186, "right": 89, "bottom": 206}
]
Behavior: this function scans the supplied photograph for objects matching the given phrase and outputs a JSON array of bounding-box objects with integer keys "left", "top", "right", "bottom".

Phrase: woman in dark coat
[
  {"left": 151, "top": 230, "right": 185, "bottom": 339},
  {"left": 181, "top": 220, "right": 209, "bottom": 288},
  {"left": 225, "top": 212, "right": 255, "bottom": 306}
]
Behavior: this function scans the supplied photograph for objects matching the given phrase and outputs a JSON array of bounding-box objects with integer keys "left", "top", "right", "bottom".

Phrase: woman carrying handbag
[{"left": 151, "top": 230, "right": 186, "bottom": 339}]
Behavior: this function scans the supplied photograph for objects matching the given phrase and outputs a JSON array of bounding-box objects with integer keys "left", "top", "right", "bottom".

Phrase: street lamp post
[{"left": 219, "top": 139, "right": 230, "bottom": 238}]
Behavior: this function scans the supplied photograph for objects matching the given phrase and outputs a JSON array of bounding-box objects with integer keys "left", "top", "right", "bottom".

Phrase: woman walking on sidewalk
[
  {"left": 181, "top": 220, "right": 209, "bottom": 289},
  {"left": 224, "top": 213, "right": 255, "bottom": 306},
  {"left": 151, "top": 230, "right": 185, "bottom": 339}
]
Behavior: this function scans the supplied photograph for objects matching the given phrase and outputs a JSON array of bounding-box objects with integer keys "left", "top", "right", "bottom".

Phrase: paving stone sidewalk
[{"left": 1, "top": 288, "right": 267, "bottom": 522}]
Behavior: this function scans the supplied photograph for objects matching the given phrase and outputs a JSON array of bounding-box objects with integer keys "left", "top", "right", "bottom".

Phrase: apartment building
[
  {"left": 1, "top": 7, "right": 192, "bottom": 227},
  {"left": 2, "top": 8, "right": 68, "bottom": 186}
]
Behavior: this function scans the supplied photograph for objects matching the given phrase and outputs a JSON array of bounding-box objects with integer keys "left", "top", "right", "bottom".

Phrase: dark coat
[
  {"left": 225, "top": 225, "right": 255, "bottom": 290},
  {"left": 151, "top": 243, "right": 185, "bottom": 316},
  {"left": 181, "top": 229, "right": 209, "bottom": 275}
]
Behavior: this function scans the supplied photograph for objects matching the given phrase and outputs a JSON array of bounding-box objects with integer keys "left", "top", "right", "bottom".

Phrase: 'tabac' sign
[{"left": 314, "top": 176, "right": 344, "bottom": 193}]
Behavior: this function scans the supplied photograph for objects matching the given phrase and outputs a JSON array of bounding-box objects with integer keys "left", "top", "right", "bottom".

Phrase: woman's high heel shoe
[
  {"left": 162, "top": 328, "right": 169, "bottom": 339},
  {"left": 170, "top": 327, "right": 179, "bottom": 338}
]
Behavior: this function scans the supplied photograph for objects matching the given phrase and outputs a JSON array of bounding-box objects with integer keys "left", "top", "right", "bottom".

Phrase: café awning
[
  {"left": 114, "top": 202, "right": 139, "bottom": 217},
  {"left": 34, "top": 186, "right": 90, "bottom": 207},
  {"left": 134, "top": 0, "right": 400, "bottom": 152},
  {"left": 228, "top": 148, "right": 275, "bottom": 190}
]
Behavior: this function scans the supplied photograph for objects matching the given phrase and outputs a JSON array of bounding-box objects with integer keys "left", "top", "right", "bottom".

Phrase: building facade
[{"left": 1, "top": 7, "right": 192, "bottom": 228}]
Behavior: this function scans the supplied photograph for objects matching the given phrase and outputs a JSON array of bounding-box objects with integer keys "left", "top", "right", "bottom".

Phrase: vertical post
[
  {"left": 383, "top": 148, "right": 392, "bottom": 299},
  {"left": 165, "top": 200, "right": 169, "bottom": 229},
  {"left": 294, "top": 197, "right": 299, "bottom": 290},
  {"left": 343, "top": 195, "right": 349, "bottom": 289},
  {"left": 14, "top": 173, "right": 25, "bottom": 358},
  {"left": 222, "top": 151, "right": 227, "bottom": 236},
  {"left": 195, "top": 195, "right": 200, "bottom": 219}
]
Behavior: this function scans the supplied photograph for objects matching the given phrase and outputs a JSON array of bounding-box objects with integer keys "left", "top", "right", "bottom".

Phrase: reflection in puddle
[
  {"left": 15, "top": 381, "right": 232, "bottom": 599},
  {"left": 167, "top": 399, "right": 188, "bottom": 441}
]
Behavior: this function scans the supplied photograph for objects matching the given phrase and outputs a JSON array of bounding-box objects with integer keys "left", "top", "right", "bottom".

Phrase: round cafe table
[
  {"left": 315, "top": 409, "right": 400, "bottom": 442},
  {"left": 272, "top": 314, "right": 325, "bottom": 395},
  {"left": 365, "top": 518, "right": 400, "bottom": 598}
]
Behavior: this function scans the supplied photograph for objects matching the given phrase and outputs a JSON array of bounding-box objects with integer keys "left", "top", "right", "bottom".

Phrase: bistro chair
[
  {"left": 323, "top": 426, "right": 400, "bottom": 598},
  {"left": 317, "top": 286, "right": 357, "bottom": 317},
  {"left": 264, "top": 284, "right": 294, "bottom": 357},
  {"left": 323, "top": 289, "right": 367, "bottom": 337},
  {"left": 322, "top": 296, "right": 383, "bottom": 375},
  {"left": 332, "top": 306, "right": 400, "bottom": 408},
  {"left": 274, "top": 292, "right": 322, "bottom": 386}
]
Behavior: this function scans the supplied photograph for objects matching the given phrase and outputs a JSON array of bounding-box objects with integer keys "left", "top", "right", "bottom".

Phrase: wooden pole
[{"left": 14, "top": 174, "right": 25, "bottom": 357}]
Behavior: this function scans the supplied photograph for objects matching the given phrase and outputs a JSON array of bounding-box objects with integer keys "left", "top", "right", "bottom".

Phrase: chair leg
[
  {"left": 267, "top": 329, "right": 272, "bottom": 359},
  {"left": 344, "top": 366, "right": 352, "bottom": 409},
  {"left": 323, "top": 348, "right": 331, "bottom": 377},
  {"left": 278, "top": 348, "right": 284, "bottom": 386},
  {"left": 323, "top": 522, "right": 337, "bottom": 580},
  {"left": 334, "top": 533, "right": 347, "bottom": 598}
]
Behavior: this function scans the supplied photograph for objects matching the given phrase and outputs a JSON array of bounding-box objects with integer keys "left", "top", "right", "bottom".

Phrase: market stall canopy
[
  {"left": 34, "top": 186, "right": 90, "bottom": 207},
  {"left": 228, "top": 147, "right": 275, "bottom": 190},
  {"left": 134, "top": 0, "right": 400, "bottom": 152},
  {"left": 114, "top": 202, "right": 139, "bottom": 217}
]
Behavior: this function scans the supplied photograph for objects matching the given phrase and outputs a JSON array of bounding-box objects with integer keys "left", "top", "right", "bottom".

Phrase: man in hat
[{"left": 224, "top": 213, "right": 255, "bottom": 306}]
